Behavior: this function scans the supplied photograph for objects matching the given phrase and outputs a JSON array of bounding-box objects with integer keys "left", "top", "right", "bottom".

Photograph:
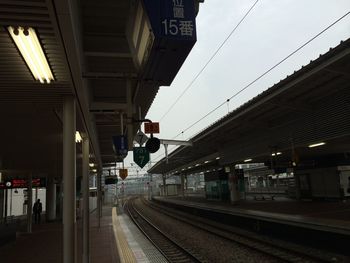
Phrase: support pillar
[
  {"left": 162, "top": 175, "right": 166, "bottom": 196},
  {"left": 82, "top": 135, "right": 90, "bottom": 263},
  {"left": 35, "top": 187, "right": 38, "bottom": 202},
  {"left": 148, "top": 174, "right": 153, "bottom": 201},
  {"left": 4, "top": 189, "right": 8, "bottom": 223},
  {"left": 97, "top": 172, "right": 101, "bottom": 228},
  {"left": 229, "top": 170, "right": 240, "bottom": 205},
  {"left": 295, "top": 173, "right": 301, "bottom": 200},
  {"left": 46, "top": 177, "right": 56, "bottom": 221},
  {"left": 27, "top": 173, "right": 33, "bottom": 233},
  {"left": 126, "top": 79, "right": 133, "bottom": 151},
  {"left": 0, "top": 189, "right": 4, "bottom": 222},
  {"left": 180, "top": 174, "right": 185, "bottom": 197},
  {"left": 63, "top": 96, "right": 76, "bottom": 263}
]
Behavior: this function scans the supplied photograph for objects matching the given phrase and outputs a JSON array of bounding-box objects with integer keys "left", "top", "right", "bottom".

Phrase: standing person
[{"left": 33, "top": 199, "right": 42, "bottom": 224}]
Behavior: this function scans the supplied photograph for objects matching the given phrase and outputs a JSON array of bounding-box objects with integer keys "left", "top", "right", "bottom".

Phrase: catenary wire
[
  {"left": 170, "top": 11, "right": 350, "bottom": 140},
  {"left": 159, "top": 0, "right": 260, "bottom": 121},
  {"left": 151, "top": 10, "right": 350, "bottom": 164}
]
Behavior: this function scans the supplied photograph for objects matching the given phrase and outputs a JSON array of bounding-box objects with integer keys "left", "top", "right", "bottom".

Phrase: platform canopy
[
  {"left": 0, "top": 0, "right": 203, "bottom": 177},
  {"left": 149, "top": 39, "right": 350, "bottom": 175}
]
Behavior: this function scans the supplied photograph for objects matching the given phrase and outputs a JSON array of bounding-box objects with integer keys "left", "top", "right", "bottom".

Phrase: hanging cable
[{"left": 170, "top": 10, "right": 350, "bottom": 140}]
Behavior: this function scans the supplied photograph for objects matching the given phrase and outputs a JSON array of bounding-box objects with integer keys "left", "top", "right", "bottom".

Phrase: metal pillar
[
  {"left": 27, "top": 173, "right": 33, "bottom": 233},
  {"left": 46, "top": 177, "right": 56, "bottom": 221},
  {"left": 63, "top": 96, "right": 76, "bottom": 263},
  {"left": 82, "top": 135, "right": 90, "bottom": 263}
]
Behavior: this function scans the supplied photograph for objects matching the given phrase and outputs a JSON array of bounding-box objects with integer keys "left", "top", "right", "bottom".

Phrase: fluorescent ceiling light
[
  {"left": 216, "top": 157, "right": 220, "bottom": 160},
  {"left": 89, "top": 163, "right": 95, "bottom": 167},
  {"left": 188, "top": 166, "right": 192, "bottom": 169},
  {"left": 195, "top": 164, "right": 200, "bottom": 167},
  {"left": 244, "top": 158, "right": 252, "bottom": 162},
  {"left": 75, "top": 131, "right": 82, "bottom": 143},
  {"left": 204, "top": 160, "right": 209, "bottom": 164},
  {"left": 308, "top": 142, "right": 326, "bottom": 148},
  {"left": 271, "top": 152, "right": 282, "bottom": 156},
  {"left": 92, "top": 169, "right": 97, "bottom": 173},
  {"left": 8, "top": 26, "right": 54, "bottom": 83}
]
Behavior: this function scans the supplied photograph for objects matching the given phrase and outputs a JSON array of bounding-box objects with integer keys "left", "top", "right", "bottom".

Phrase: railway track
[
  {"left": 125, "top": 197, "right": 203, "bottom": 263},
  {"left": 141, "top": 198, "right": 346, "bottom": 263}
]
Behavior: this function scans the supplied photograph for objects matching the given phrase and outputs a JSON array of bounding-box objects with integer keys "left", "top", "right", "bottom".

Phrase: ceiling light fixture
[
  {"left": 8, "top": 26, "right": 54, "bottom": 83},
  {"left": 204, "top": 160, "right": 209, "bottom": 164},
  {"left": 89, "top": 163, "right": 95, "bottom": 167},
  {"left": 216, "top": 157, "right": 220, "bottom": 160},
  {"left": 308, "top": 142, "right": 326, "bottom": 148},
  {"left": 271, "top": 152, "right": 282, "bottom": 156},
  {"left": 244, "top": 158, "right": 252, "bottom": 162},
  {"left": 75, "top": 131, "right": 82, "bottom": 143}
]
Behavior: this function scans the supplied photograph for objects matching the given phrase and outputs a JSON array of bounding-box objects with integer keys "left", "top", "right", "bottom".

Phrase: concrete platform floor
[{"left": 0, "top": 205, "right": 119, "bottom": 263}]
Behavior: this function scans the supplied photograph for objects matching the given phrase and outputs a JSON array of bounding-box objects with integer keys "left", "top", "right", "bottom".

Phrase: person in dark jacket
[{"left": 33, "top": 199, "right": 42, "bottom": 224}]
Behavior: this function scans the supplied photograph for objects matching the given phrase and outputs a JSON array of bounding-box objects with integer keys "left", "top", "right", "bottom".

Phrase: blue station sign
[
  {"left": 139, "top": 0, "right": 198, "bottom": 85},
  {"left": 144, "top": 0, "right": 197, "bottom": 41},
  {"left": 112, "top": 135, "right": 128, "bottom": 157}
]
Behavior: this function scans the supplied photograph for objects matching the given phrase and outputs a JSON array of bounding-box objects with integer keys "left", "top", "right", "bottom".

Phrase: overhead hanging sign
[
  {"left": 119, "top": 169, "right": 128, "bottom": 180},
  {"left": 133, "top": 147, "right": 150, "bottom": 168},
  {"left": 105, "top": 177, "right": 118, "bottom": 185},
  {"left": 144, "top": 0, "right": 197, "bottom": 41},
  {"left": 134, "top": 130, "right": 149, "bottom": 146},
  {"left": 144, "top": 122, "right": 160, "bottom": 134},
  {"left": 129, "top": 0, "right": 197, "bottom": 86},
  {"left": 112, "top": 135, "right": 128, "bottom": 157}
]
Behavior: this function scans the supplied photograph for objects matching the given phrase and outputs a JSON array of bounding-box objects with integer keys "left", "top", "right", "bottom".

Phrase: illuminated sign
[{"left": 0, "top": 178, "right": 46, "bottom": 189}]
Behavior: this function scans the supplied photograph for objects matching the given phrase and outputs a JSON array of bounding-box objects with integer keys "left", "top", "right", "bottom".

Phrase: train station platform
[
  {"left": 0, "top": 205, "right": 119, "bottom": 263},
  {"left": 153, "top": 195, "right": 350, "bottom": 234},
  {"left": 0, "top": 203, "right": 166, "bottom": 263}
]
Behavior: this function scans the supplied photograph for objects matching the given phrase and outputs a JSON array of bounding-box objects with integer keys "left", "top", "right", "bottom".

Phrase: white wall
[{"left": 6, "top": 188, "right": 46, "bottom": 216}]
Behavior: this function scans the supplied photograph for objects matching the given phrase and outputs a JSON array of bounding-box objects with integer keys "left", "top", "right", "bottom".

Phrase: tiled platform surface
[
  {"left": 154, "top": 195, "right": 350, "bottom": 231},
  {"left": 116, "top": 206, "right": 167, "bottom": 263},
  {"left": 0, "top": 205, "right": 119, "bottom": 263}
]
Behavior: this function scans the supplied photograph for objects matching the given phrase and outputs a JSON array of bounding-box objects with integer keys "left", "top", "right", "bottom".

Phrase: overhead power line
[
  {"left": 159, "top": 0, "right": 260, "bottom": 121},
  {"left": 171, "top": 10, "right": 350, "bottom": 140}
]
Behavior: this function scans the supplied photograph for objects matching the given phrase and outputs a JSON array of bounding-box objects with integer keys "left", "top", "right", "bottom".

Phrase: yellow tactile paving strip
[{"left": 112, "top": 207, "right": 137, "bottom": 263}]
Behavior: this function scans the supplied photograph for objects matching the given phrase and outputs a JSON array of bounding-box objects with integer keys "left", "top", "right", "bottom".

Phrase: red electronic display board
[{"left": 0, "top": 178, "right": 46, "bottom": 189}]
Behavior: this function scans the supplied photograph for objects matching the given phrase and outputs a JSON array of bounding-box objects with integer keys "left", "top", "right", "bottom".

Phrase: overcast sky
[{"left": 125, "top": 0, "right": 350, "bottom": 174}]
